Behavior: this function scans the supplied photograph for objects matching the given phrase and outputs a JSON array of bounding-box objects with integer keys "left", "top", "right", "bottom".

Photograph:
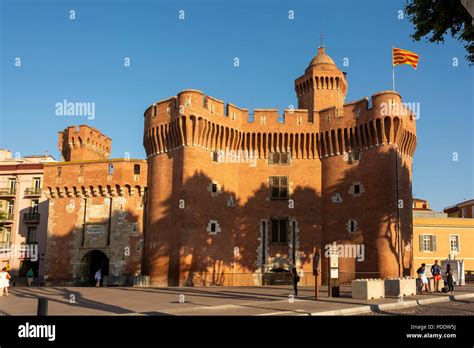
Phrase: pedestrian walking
[
  {"left": 430, "top": 260, "right": 442, "bottom": 292},
  {"left": 94, "top": 269, "right": 102, "bottom": 287},
  {"left": 0, "top": 267, "right": 11, "bottom": 296},
  {"left": 416, "top": 263, "right": 431, "bottom": 294},
  {"left": 446, "top": 264, "right": 454, "bottom": 294},
  {"left": 291, "top": 267, "right": 300, "bottom": 297},
  {"left": 26, "top": 268, "right": 34, "bottom": 287}
]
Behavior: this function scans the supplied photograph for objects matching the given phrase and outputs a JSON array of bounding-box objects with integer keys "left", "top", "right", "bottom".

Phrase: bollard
[{"left": 37, "top": 297, "right": 48, "bottom": 316}]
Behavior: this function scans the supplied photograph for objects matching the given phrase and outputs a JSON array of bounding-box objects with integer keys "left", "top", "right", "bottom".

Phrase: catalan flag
[{"left": 392, "top": 47, "right": 420, "bottom": 69}]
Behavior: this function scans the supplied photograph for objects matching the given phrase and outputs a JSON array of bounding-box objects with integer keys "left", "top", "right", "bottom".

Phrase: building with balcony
[{"left": 0, "top": 149, "right": 56, "bottom": 280}]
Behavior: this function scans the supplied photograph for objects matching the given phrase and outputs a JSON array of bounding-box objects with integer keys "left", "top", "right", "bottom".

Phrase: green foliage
[
  {"left": 0, "top": 210, "right": 6, "bottom": 221},
  {"left": 405, "top": 0, "right": 473, "bottom": 64}
]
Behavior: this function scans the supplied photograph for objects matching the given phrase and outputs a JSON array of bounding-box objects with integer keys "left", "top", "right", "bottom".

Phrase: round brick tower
[{"left": 305, "top": 48, "right": 416, "bottom": 281}]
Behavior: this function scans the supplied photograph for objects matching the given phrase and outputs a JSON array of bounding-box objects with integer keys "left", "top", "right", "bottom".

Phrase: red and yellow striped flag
[{"left": 392, "top": 47, "right": 420, "bottom": 69}]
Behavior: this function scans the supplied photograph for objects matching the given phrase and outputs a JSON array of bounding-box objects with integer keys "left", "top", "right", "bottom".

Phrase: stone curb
[{"left": 311, "top": 293, "right": 474, "bottom": 316}]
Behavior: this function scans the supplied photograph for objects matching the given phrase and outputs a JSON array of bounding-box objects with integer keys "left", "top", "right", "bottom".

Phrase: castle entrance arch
[{"left": 81, "top": 250, "right": 109, "bottom": 285}]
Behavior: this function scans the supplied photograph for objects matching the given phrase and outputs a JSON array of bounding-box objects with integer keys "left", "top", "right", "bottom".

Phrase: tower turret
[
  {"left": 58, "top": 125, "right": 111, "bottom": 162},
  {"left": 295, "top": 46, "right": 348, "bottom": 121}
]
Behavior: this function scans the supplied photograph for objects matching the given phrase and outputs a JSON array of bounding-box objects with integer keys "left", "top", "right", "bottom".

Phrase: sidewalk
[{"left": 1, "top": 284, "right": 473, "bottom": 316}]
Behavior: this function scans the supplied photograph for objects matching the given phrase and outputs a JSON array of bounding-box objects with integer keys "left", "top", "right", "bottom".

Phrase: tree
[{"left": 405, "top": 0, "right": 473, "bottom": 64}]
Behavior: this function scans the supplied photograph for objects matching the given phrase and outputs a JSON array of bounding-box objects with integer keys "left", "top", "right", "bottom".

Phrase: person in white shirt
[
  {"left": 0, "top": 267, "right": 11, "bottom": 296},
  {"left": 94, "top": 269, "right": 102, "bottom": 287}
]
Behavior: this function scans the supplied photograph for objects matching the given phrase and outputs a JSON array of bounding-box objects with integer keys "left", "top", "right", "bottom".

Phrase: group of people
[
  {"left": 0, "top": 266, "right": 37, "bottom": 296},
  {"left": 292, "top": 261, "right": 456, "bottom": 297},
  {"left": 417, "top": 260, "right": 455, "bottom": 294}
]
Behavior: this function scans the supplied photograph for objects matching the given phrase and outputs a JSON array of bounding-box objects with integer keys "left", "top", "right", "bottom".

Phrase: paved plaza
[{"left": 1, "top": 284, "right": 473, "bottom": 316}]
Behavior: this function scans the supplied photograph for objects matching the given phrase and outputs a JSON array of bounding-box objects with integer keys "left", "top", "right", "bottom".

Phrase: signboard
[
  {"left": 85, "top": 224, "right": 105, "bottom": 234},
  {"left": 88, "top": 205, "right": 107, "bottom": 218}
]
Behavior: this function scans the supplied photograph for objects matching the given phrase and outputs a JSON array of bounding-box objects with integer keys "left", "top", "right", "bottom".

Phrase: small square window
[
  {"left": 268, "top": 152, "right": 290, "bottom": 166},
  {"left": 270, "top": 176, "right": 289, "bottom": 200},
  {"left": 211, "top": 184, "right": 218, "bottom": 193},
  {"left": 348, "top": 151, "right": 361, "bottom": 164},
  {"left": 210, "top": 223, "right": 216, "bottom": 233},
  {"left": 211, "top": 151, "right": 220, "bottom": 162},
  {"left": 354, "top": 185, "right": 360, "bottom": 194},
  {"left": 134, "top": 164, "right": 141, "bottom": 175}
]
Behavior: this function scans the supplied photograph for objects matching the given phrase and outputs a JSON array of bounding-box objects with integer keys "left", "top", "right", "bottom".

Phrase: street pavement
[
  {"left": 1, "top": 284, "right": 473, "bottom": 316},
  {"left": 364, "top": 297, "right": 474, "bottom": 316}
]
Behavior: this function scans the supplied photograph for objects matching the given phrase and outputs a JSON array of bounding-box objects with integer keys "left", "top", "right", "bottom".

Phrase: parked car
[{"left": 263, "top": 268, "right": 292, "bottom": 285}]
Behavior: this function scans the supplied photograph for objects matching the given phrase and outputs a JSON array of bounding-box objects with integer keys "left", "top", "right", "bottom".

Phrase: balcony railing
[
  {"left": 0, "top": 241, "right": 12, "bottom": 251},
  {"left": 0, "top": 213, "right": 14, "bottom": 223},
  {"left": 24, "top": 187, "right": 42, "bottom": 196},
  {"left": 23, "top": 213, "right": 40, "bottom": 224},
  {"left": 0, "top": 188, "right": 16, "bottom": 197}
]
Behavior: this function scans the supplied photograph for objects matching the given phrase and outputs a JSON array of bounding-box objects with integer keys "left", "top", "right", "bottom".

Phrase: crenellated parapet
[
  {"left": 143, "top": 89, "right": 417, "bottom": 161},
  {"left": 59, "top": 125, "right": 112, "bottom": 162},
  {"left": 143, "top": 89, "right": 315, "bottom": 128},
  {"left": 316, "top": 90, "right": 417, "bottom": 159},
  {"left": 44, "top": 184, "right": 146, "bottom": 199}
]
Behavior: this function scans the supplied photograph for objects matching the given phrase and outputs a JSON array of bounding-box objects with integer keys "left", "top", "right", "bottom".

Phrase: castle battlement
[
  {"left": 59, "top": 125, "right": 112, "bottom": 162},
  {"left": 143, "top": 88, "right": 416, "bottom": 160},
  {"left": 143, "top": 48, "right": 416, "bottom": 162}
]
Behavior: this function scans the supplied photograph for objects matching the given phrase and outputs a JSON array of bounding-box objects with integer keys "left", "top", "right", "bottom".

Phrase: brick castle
[
  {"left": 42, "top": 125, "right": 147, "bottom": 284},
  {"left": 142, "top": 47, "right": 417, "bottom": 286}
]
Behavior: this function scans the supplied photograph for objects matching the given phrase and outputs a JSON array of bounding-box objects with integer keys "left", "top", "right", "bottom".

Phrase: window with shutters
[
  {"left": 269, "top": 176, "right": 288, "bottom": 200},
  {"left": 270, "top": 217, "right": 288, "bottom": 243},
  {"left": 450, "top": 235, "right": 460, "bottom": 253},
  {"left": 420, "top": 234, "right": 436, "bottom": 252}
]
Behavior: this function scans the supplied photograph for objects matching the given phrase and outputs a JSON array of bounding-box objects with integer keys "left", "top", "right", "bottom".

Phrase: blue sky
[{"left": 0, "top": 0, "right": 472, "bottom": 211}]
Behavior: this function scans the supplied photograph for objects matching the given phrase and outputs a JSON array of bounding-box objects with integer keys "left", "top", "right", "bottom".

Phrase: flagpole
[{"left": 392, "top": 46, "right": 395, "bottom": 91}]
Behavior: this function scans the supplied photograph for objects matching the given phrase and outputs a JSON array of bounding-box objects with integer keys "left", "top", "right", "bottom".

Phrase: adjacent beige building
[
  {"left": 0, "top": 149, "right": 55, "bottom": 280},
  {"left": 413, "top": 198, "right": 474, "bottom": 273}
]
